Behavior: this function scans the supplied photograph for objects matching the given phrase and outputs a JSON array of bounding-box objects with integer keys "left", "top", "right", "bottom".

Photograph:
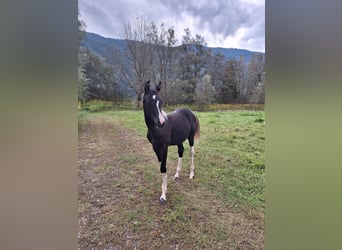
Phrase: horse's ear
[
  {"left": 144, "top": 80, "right": 151, "bottom": 93},
  {"left": 156, "top": 81, "right": 162, "bottom": 92}
]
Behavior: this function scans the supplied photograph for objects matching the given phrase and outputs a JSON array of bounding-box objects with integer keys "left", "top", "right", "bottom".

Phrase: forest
[{"left": 78, "top": 17, "right": 265, "bottom": 108}]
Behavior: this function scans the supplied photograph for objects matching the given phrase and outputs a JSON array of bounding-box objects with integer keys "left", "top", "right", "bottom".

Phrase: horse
[{"left": 142, "top": 80, "right": 200, "bottom": 204}]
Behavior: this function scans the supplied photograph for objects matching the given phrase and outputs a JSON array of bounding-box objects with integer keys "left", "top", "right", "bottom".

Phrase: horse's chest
[{"left": 149, "top": 130, "right": 170, "bottom": 145}]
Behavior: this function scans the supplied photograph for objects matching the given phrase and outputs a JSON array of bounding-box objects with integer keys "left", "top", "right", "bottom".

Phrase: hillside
[
  {"left": 79, "top": 32, "right": 265, "bottom": 104},
  {"left": 81, "top": 32, "right": 264, "bottom": 64}
]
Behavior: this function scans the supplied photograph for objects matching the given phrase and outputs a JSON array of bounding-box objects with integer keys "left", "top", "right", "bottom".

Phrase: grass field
[{"left": 78, "top": 108, "right": 265, "bottom": 249}]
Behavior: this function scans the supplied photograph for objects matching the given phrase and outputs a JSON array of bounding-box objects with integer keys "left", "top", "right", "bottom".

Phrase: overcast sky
[{"left": 79, "top": 0, "right": 264, "bottom": 52}]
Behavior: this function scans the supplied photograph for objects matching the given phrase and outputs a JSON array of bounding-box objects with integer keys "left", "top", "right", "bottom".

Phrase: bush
[
  {"left": 81, "top": 100, "right": 114, "bottom": 112},
  {"left": 80, "top": 99, "right": 137, "bottom": 112},
  {"left": 165, "top": 103, "right": 264, "bottom": 112}
]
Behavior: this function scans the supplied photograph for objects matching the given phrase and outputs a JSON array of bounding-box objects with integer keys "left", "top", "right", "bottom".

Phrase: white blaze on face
[
  {"left": 161, "top": 110, "right": 168, "bottom": 118},
  {"left": 156, "top": 100, "right": 166, "bottom": 125}
]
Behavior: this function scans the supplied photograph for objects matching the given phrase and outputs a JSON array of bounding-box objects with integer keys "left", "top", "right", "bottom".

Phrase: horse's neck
[
  {"left": 144, "top": 114, "right": 155, "bottom": 129},
  {"left": 145, "top": 121, "right": 155, "bottom": 130}
]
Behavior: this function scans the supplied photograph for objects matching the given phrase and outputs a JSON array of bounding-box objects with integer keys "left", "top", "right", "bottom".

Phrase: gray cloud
[
  {"left": 175, "top": 0, "right": 248, "bottom": 34},
  {"left": 79, "top": 0, "right": 264, "bottom": 52}
]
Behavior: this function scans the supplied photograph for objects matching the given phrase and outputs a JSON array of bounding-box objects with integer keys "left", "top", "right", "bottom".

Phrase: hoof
[
  {"left": 174, "top": 175, "right": 178, "bottom": 180},
  {"left": 159, "top": 197, "right": 166, "bottom": 204},
  {"left": 189, "top": 175, "right": 194, "bottom": 179}
]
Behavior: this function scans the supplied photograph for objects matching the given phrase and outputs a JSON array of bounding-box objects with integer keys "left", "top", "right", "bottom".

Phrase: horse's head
[{"left": 143, "top": 81, "right": 167, "bottom": 128}]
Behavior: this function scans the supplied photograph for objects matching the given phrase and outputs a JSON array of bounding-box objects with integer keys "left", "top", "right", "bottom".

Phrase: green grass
[
  {"left": 79, "top": 100, "right": 264, "bottom": 113},
  {"left": 195, "top": 111, "right": 265, "bottom": 210},
  {"left": 90, "top": 109, "right": 265, "bottom": 210},
  {"left": 165, "top": 103, "right": 264, "bottom": 112},
  {"left": 78, "top": 109, "right": 265, "bottom": 248}
]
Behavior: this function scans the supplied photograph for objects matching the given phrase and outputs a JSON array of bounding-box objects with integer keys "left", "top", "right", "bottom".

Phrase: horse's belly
[{"left": 169, "top": 130, "right": 189, "bottom": 145}]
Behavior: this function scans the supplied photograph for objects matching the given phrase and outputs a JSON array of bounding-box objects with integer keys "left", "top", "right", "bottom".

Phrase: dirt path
[
  {"left": 78, "top": 116, "right": 264, "bottom": 249},
  {"left": 78, "top": 117, "right": 154, "bottom": 249}
]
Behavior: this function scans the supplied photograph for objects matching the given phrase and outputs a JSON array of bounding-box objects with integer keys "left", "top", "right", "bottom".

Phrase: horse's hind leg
[
  {"left": 189, "top": 146, "right": 195, "bottom": 179},
  {"left": 174, "top": 143, "right": 184, "bottom": 180},
  {"left": 188, "top": 137, "right": 195, "bottom": 179}
]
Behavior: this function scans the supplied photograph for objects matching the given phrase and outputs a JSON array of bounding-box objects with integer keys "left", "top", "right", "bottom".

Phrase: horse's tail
[{"left": 194, "top": 115, "right": 200, "bottom": 142}]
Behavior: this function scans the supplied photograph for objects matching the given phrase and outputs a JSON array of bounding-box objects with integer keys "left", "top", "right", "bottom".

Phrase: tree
[
  {"left": 78, "top": 47, "right": 91, "bottom": 102},
  {"left": 249, "top": 72, "right": 265, "bottom": 103},
  {"left": 235, "top": 55, "right": 246, "bottom": 102},
  {"left": 210, "top": 52, "right": 226, "bottom": 101},
  {"left": 176, "top": 28, "right": 211, "bottom": 104},
  {"left": 166, "top": 79, "right": 191, "bottom": 105},
  {"left": 245, "top": 54, "right": 265, "bottom": 103},
  {"left": 78, "top": 11, "right": 86, "bottom": 46},
  {"left": 78, "top": 13, "right": 90, "bottom": 102},
  {"left": 195, "top": 74, "right": 215, "bottom": 110},
  {"left": 217, "top": 59, "right": 238, "bottom": 103},
  {"left": 83, "top": 49, "right": 121, "bottom": 101},
  {"left": 116, "top": 17, "right": 155, "bottom": 108},
  {"left": 151, "top": 23, "right": 177, "bottom": 105}
]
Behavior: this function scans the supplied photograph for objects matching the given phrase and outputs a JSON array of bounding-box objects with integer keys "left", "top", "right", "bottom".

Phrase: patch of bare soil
[
  {"left": 78, "top": 117, "right": 264, "bottom": 249},
  {"left": 78, "top": 117, "right": 154, "bottom": 249}
]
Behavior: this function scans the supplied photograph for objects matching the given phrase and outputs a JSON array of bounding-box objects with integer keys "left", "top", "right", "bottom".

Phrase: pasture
[{"left": 78, "top": 108, "right": 265, "bottom": 249}]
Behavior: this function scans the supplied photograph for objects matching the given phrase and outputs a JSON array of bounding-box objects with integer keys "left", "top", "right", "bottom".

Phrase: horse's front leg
[
  {"left": 159, "top": 144, "right": 168, "bottom": 204},
  {"left": 152, "top": 143, "right": 162, "bottom": 162},
  {"left": 174, "top": 143, "right": 184, "bottom": 180}
]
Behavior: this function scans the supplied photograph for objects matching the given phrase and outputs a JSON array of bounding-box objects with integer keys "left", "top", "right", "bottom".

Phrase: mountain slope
[{"left": 81, "top": 32, "right": 264, "bottom": 64}]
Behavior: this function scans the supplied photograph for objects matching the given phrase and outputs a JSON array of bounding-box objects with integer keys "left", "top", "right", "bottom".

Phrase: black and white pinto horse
[{"left": 143, "top": 81, "right": 200, "bottom": 204}]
